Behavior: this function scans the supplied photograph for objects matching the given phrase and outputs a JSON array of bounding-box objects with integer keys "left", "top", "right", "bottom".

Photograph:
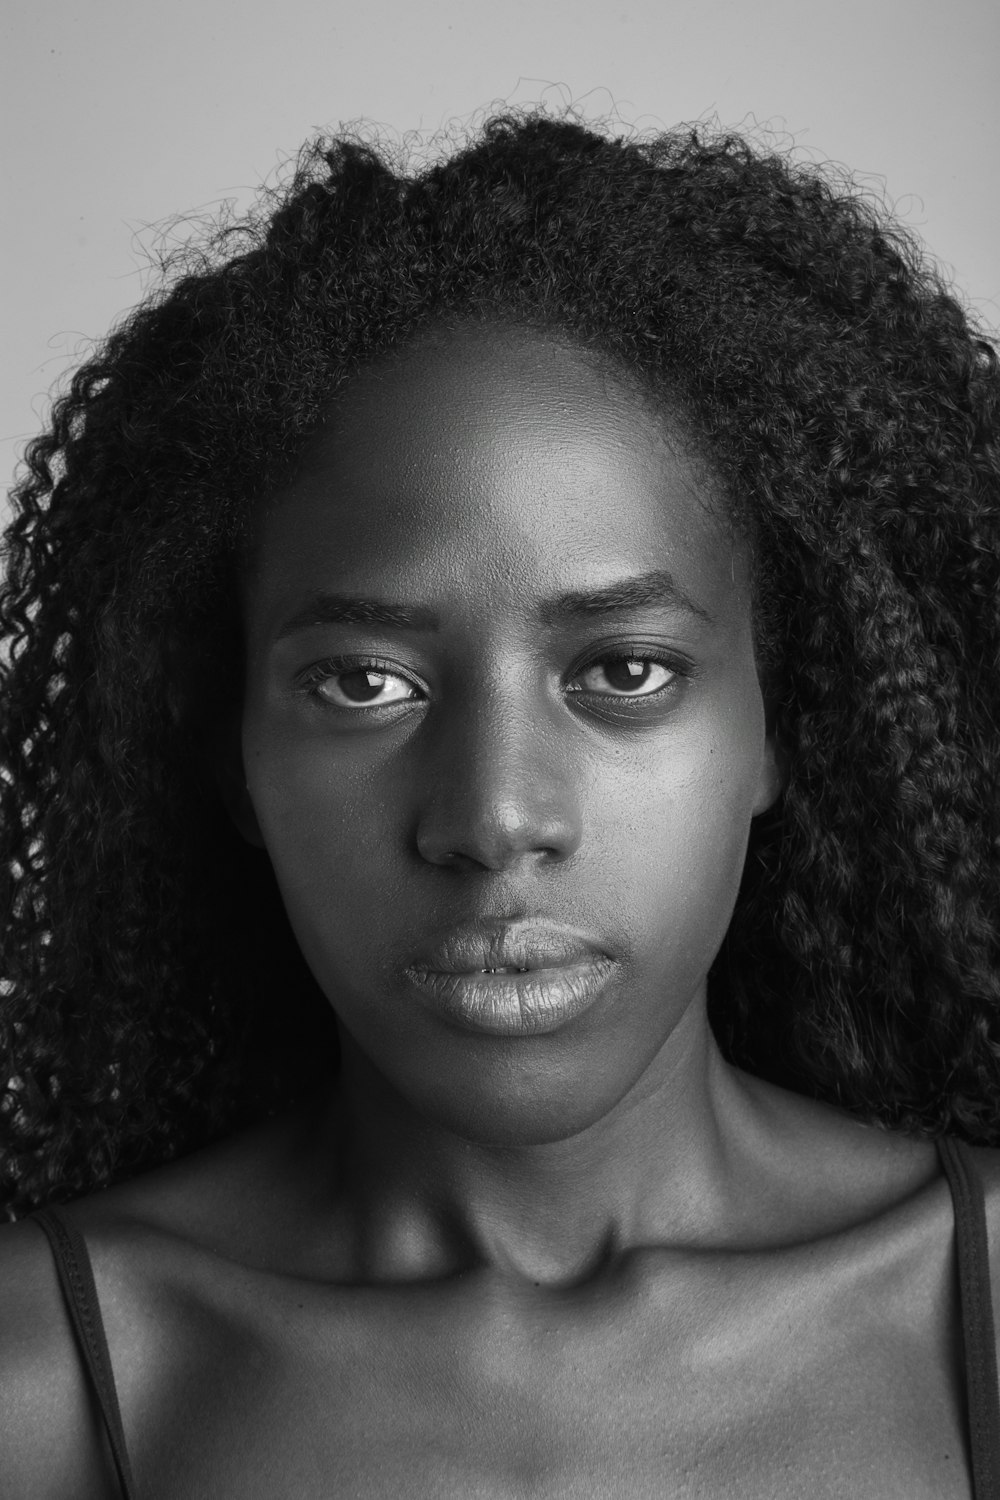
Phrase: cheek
[
  {"left": 244, "top": 723, "right": 410, "bottom": 936},
  {"left": 594, "top": 694, "right": 764, "bottom": 955}
]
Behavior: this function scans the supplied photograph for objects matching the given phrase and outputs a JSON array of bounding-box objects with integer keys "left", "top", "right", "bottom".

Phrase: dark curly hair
[{"left": 3, "top": 109, "right": 999, "bottom": 1218}]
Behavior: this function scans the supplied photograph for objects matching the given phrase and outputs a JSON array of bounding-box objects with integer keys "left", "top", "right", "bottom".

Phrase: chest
[{"left": 120, "top": 1254, "right": 972, "bottom": 1500}]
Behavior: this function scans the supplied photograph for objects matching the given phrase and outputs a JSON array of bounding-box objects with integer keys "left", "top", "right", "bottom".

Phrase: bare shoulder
[
  {"left": 0, "top": 1105, "right": 338, "bottom": 1498},
  {"left": 0, "top": 1216, "right": 113, "bottom": 1498},
  {"left": 67, "top": 1098, "right": 337, "bottom": 1270},
  {"left": 734, "top": 1072, "right": 943, "bottom": 1240}
]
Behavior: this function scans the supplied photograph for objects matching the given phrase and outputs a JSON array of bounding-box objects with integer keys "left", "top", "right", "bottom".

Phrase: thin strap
[
  {"left": 32, "top": 1207, "right": 138, "bottom": 1500},
  {"left": 939, "top": 1136, "right": 1000, "bottom": 1500}
]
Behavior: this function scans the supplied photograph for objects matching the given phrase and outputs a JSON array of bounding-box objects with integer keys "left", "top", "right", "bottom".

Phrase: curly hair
[{"left": 3, "top": 110, "right": 999, "bottom": 1218}]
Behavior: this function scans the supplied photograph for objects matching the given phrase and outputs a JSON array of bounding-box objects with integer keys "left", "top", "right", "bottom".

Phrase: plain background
[{"left": 3, "top": 0, "right": 998, "bottom": 510}]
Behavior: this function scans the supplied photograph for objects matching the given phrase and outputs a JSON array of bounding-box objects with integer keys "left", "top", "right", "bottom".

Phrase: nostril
[{"left": 415, "top": 780, "right": 583, "bottom": 872}]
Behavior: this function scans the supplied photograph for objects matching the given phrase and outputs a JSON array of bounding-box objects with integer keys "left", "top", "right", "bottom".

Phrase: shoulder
[
  {"left": 734, "top": 1073, "right": 944, "bottom": 1240},
  {"left": 0, "top": 1216, "right": 113, "bottom": 1498},
  {"left": 67, "top": 1098, "right": 338, "bottom": 1270},
  {"left": 0, "top": 1107, "right": 333, "bottom": 1499}
]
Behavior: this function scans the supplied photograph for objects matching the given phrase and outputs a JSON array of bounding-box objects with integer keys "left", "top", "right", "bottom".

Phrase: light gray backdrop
[{"left": 3, "top": 0, "right": 998, "bottom": 507}]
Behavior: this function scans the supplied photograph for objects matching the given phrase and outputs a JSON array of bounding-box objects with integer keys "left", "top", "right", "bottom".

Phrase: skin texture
[
  {"left": 1, "top": 324, "right": 998, "bottom": 1499},
  {"left": 233, "top": 323, "right": 784, "bottom": 1283}
]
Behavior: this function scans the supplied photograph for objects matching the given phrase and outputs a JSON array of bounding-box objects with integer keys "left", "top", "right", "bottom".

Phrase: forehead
[{"left": 245, "top": 325, "right": 748, "bottom": 627}]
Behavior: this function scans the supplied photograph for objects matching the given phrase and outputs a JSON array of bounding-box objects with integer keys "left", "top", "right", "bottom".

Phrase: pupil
[
  {"left": 605, "top": 659, "right": 650, "bottom": 692},
  {"left": 340, "top": 669, "right": 386, "bottom": 702}
]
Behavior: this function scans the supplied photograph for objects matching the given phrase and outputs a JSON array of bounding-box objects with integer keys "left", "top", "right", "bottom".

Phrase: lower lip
[{"left": 405, "top": 960, "right": 615, "bottom": 1036}]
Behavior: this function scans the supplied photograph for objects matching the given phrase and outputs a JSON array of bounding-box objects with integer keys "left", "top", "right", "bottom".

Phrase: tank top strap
[
  {"left": 32, "top": 1206, "right": 138, "bottom": 1500},
  {"left": 938, "top": 1135, "right": 1000, "bottom": 1500}
]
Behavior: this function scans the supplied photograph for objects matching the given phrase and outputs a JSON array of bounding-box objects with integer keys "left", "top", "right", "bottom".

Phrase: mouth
[
  {"left": 405, "top": 921, "right": 616, "bottom": 1036},
  {"left": 408, "top": 920, "right": 608, "bottom": 975}
]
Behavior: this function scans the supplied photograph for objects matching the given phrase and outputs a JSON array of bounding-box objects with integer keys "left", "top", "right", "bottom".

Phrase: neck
[{"left": 321, "top": 1001, "right": 761, "bottom": 1289}]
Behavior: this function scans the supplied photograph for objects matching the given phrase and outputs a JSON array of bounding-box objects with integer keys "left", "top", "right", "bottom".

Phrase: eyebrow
[
  {"left": 537, "top": 569, "right": 715, "bottom": 628},
  {"left": 274, "top": 595, "right": 438, "bottom": 639},
  {"left": 273, "top": 568, "right": 714, "bottom": 641}
]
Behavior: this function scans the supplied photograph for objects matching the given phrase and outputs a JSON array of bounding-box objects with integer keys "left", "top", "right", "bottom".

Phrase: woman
[{"left": 1, "top": 110, "right": 999, "bottom": 1497}]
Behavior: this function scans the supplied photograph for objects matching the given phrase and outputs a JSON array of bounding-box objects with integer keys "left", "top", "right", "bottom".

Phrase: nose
[{"left": 414, "top": 690, "right": 583, "bottom": 873}]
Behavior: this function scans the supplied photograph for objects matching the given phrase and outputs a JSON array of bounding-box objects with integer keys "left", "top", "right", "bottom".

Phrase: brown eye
[
  {"left": 314, "top": 667, "right": 419, "bottom": 708},
  {"left": 574, "top": 657, "right": 676, "bottom": 697}
]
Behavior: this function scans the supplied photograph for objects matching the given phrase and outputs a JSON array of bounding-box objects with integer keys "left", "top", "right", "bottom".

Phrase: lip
[{"left": 405, "top": 921, "right": 616, "bottom": 1036}]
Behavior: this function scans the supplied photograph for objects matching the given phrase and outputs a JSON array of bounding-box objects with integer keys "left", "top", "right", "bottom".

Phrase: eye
[
  {"left": 298, "top": 659, "right": 423, "bottom": 709},
  {"left": 570, "top": 654, "right": 679, "bottom": 698}
]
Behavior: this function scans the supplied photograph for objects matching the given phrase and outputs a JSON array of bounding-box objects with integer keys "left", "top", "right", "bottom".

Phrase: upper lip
[{"left": 407, "top": 920, "right": 608, "bottom": 975}]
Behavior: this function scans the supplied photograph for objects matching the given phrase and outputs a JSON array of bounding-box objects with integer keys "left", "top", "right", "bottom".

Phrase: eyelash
[{"left": 295, "top": 650, "right": 691, "bottom": 711}]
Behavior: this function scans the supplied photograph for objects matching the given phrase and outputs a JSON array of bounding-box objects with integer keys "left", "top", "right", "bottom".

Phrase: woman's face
[{"left": 236, "top": 325, "right": 781, "bottom": 1145}]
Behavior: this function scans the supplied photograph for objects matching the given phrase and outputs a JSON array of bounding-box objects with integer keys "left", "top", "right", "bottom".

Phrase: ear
[
  {"left": 209, "top": 711, "right": 266, "bottom": 850},
  {"left": 752, "top": 684, "right": 788, "bottom": 818}
]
